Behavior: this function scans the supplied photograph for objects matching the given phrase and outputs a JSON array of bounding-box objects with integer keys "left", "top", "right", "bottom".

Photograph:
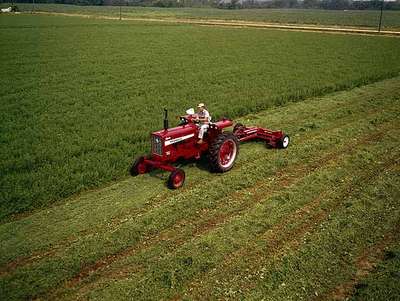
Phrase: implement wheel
[
  {"left": 209, "top": 132, "right": 239, "bottom": 173},
  {"left": 278, "top": 135, "right": 290, "bottom": 149},
  {"left": 130, "top": 156, "right": 148, "bottom": 176},
  {"left": 168, "top": 169, "right": 185, "bottom": 189}
]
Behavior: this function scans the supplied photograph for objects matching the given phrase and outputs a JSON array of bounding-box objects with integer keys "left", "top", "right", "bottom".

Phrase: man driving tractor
[{"left": 196, "top": 103, "right": 211, "bottom": 144}]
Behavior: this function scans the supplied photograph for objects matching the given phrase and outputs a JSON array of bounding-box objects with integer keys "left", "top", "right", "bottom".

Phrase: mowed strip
[
  {"left": 318, "top": 226, "right": 400, "bottom": 301},
  {"left": 65, "top": 125, "right": 399, "bottom": 301},
  {"left": 181, "top": 151, "right": 399, "bottom": 300},
  {"left": 0, "top": 77, "right": 399, "bottom": 300},
  {"left": 241, "top": 167, "right": 399, "bottom": 301},
  {"left": 347, "top": 240, "right": 400, "bottom": 301},
  {"left": 44, "top": 120, "right": 397, "bottom": 300}
]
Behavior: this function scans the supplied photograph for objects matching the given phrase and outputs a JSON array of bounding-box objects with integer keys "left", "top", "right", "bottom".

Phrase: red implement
[{"left": 233, "top": 123, "right": 290, "bottom": 149}]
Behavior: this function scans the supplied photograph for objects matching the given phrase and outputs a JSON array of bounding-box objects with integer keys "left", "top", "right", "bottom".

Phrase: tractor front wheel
[
  {"left": 168, "top": 169, "right": 185, "bottom": 189},
  {"left": 130, "top": 156, "right": 148, "bottom": 176},
  {"left": 209, "top": 132, "right": 239, "bottom": 173}
]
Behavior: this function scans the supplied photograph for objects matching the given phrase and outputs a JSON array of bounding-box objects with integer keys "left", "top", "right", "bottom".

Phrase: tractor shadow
[
  {"left": 146, "top": 156, "right": 210, "bottom": 181},
  {"left": 145, "top": 141, "right": 270, "bottom": 181}
]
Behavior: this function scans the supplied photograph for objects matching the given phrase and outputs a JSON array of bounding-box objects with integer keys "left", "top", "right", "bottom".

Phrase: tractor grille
[{"left": 152, "top": 135, "right": 163, "bottom": 156}]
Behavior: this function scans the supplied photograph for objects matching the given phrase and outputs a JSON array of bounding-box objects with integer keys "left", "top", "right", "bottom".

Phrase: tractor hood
[{"left": 152, "top": 124, "right": 197, "bottom": 144}]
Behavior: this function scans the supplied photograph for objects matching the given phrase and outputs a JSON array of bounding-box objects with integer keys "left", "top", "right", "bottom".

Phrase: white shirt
[{"left": 198, "top": 109, "right": 211, "bottom": 123}]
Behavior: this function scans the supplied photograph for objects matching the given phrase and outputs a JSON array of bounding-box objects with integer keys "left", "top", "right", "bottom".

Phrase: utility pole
[
  {"left": 378, "top": 0, "right": 384, "bottom": 33},
  {"left": 32, "top": 0, "right": 35, "bottom": 14},
  {"left": 119, "top": 0, "right": 122, "bottom": 21}
]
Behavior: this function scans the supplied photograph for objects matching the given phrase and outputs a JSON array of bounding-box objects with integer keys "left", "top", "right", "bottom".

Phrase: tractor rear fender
[{"left": 213, "top": 118, "right": 233, "bottom": 130}]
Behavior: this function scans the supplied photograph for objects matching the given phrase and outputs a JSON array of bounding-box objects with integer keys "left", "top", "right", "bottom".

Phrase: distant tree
[
  {"left": 303, "top": 0, "right": 320, "bottom": 8},
  {"left": 228, "top": 0, "right": 239, "bottom": 8},
  {"left": 267, "top": 0, "right": 299, "bottom": 8},
  {"left": 321, "top": 0, "right": 350, "bottom": 9},
  {"left": 216, "top": 0, "right": 241, "bottom": 9}
]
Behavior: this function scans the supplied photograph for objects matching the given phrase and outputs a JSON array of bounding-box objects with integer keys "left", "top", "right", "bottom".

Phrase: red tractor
[{"left": 131, "top": 109, "right": 289, "bottom": 189}]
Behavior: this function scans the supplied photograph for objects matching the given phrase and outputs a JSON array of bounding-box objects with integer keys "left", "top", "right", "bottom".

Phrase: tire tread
[{"left": 209, "top": 132, "right": 239, "bottom": 173}]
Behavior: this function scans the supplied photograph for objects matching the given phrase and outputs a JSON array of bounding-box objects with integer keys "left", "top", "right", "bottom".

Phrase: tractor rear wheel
[
  {"left": 168, "top": 169, "right": 185, "bottom": 189},
  {"left": 130, "top": 156, "right": 148, "bottom": 176},
  {"left": 209, "top": 132, "right": 239, "bottom": 173},
  {"left": 278, "top": 135, "right": 290, "bottom": 149}
]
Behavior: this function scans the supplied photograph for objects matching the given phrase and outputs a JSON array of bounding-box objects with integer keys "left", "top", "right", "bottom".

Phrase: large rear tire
[
  {"left": 130, "top": 156, "right": 148, "bottom": 176},
  {"left": 209, "top": 132, "right": 239, "bottom": 173},
  {"left": 168, "top": 169, "right": 185, "bottom": 189}
]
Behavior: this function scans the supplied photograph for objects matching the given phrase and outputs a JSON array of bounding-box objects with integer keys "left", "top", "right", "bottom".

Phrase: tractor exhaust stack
[{"left": 163, "top": 108, "right": 169, "bottom": 131}]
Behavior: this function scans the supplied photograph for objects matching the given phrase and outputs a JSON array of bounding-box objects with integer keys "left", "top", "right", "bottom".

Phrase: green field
[
  {"left": 1, "top": 74, "right": 399, "bottom": 300},
  {"left": 1, "top": 14, "right": 400, "bottom": 221},
  {"left": 1, "top": 13, "right": 400, "bottom": 300},
  {"left": 6, "top": 3, "right": 400, "bottom": 30}
]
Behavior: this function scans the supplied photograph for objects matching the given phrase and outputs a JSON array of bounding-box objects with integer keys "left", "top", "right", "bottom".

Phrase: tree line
[
  {"left": 5, "top": 0, "right": 400, "bottom": 10},
  {"left": 242, "top": 0, "right": 400, "bottom": 10}
]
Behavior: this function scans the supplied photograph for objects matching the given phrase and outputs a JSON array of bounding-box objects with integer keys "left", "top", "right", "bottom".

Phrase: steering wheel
[{"left": 179, "top": 116, "right": 189, "bottom": 125}]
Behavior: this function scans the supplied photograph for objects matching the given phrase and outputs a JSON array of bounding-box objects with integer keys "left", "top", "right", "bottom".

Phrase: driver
[{"left": 196, "top": 103, "right": 211, "bottom": 144}]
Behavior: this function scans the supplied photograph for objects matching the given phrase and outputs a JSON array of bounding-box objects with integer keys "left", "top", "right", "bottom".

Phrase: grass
[
  {"left": 0, "top": 75, "right": 399, "bottom": 300},
  {"left": 6, "top": 3, "right": 400, "bottom": 30},
  {"left": 1, "top": 14, "right": 400, "bottom": 220},
  {"left": 351, "top": 242, "right": 400, "bottom": 301}
]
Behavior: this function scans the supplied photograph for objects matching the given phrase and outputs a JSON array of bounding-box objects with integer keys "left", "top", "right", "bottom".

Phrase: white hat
[{"left": 197, "top": 103, "right": 205, "bottom": 108}]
